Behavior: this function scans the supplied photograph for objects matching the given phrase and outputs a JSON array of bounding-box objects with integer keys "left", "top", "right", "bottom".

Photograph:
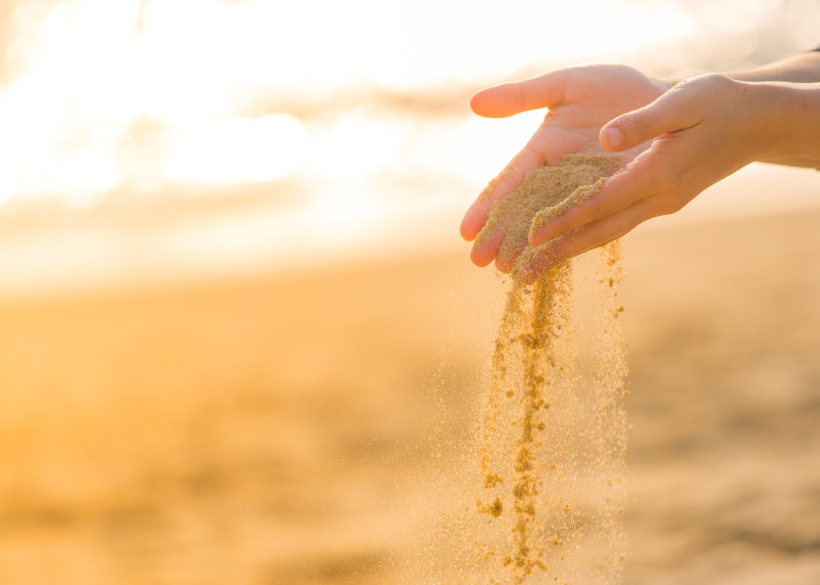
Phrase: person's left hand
[
  {"left": 518, "top": 73, "right": 785, "bottom": 284},
  {"left": 461, "top": 64, "right": 670, "bottom": 272}
]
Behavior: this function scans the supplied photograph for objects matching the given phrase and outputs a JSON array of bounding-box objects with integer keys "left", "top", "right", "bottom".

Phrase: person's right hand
[
  {"left": 520, "top": 73, "right": 801, "bottom": 282},
  {"left": 461, "top": 64, "right": 671, "bottom": 271}
]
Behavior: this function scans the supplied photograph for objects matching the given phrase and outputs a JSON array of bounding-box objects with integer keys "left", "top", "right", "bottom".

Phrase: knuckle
[
  {"left": 673, "top": 73, "right": 734, "bottom": 113},
  {"left": 704, "top": 72, "right": 734, "bottom": 87},
  {"left": 678, "top": 72, "right": 730, "bottom": 90}
]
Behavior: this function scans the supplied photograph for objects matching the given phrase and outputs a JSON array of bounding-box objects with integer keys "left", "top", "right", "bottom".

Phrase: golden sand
[
  {"left": 468, "top": 155, "right": 629, "bottom": 584},
  {"left": 472, "top": 153, "right": 620, "bottom": 272},
  {"left": 530, "top": 176, "right": 608, "bottom": 236}
]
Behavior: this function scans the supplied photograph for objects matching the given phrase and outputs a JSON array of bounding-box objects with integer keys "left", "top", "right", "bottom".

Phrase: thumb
[{"left": 599, "top": 87, "right": 700, "bottom": 152}]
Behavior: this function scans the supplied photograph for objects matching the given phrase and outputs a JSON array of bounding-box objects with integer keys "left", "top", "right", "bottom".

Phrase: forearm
[
  {"left": 726, "top": 51, "right": 820, "bottom": 83},
  {"left": 752, "top": 81, "right": 820, "bottom": 165}
]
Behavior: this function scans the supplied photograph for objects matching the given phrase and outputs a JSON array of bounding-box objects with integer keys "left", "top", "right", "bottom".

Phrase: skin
[
  {"left": 461, "top": 64, "right": 670, "bottom": 269},
  {"left": 462, "top": 53, "right": 820, "bottom": 283}
]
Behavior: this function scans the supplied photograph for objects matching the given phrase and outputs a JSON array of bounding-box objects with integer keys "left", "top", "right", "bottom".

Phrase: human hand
[
  {"left": 460, "top": 63, "right": 670, "bottom": 271},
  {"left": 521, "top": 73, "right": 784, "bottom": 283}
]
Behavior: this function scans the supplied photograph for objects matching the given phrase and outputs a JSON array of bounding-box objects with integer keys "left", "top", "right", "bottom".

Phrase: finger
[
  {"left": 599, "top": 84, "right": 702, "bottom": 153},
  {"left": 494, "top": 235, "right": 528, "bottom": 274},
  {"left": 460, "top": 145, "right": 543, "bottom": 241},
  {"left": 470, "top": 227, "right": 506, "bottom": 267},
  {"left": 470, "top": 69, "right": 569, "bottom": 119},
  {"left": 528, "top": 153, "right": 661, "bottom": 246},
  {"left": 516, "top": 197, "right": 660, "bottom": 285}
]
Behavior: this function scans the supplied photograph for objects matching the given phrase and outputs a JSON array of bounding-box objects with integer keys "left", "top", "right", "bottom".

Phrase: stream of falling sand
[
  {"left": 406, "top": 156, "right": 629, "bottom": 585},
  {"left": 472, "top": 243, "right": 628, "bottom": 585},
  {"left": 471, "top": 155, "right": 629, "bottom": 585}
]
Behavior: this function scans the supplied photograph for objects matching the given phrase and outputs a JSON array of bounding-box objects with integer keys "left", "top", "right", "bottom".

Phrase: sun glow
[
  {"left": 160, "top": 115, "right": 309, "bottom": 185},
  {"left": 0, "top": 0, "right": 794, "bottom": 213}
]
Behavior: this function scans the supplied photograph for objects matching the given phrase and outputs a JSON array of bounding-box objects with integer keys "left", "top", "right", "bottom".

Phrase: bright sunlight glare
[
  {"left": 0, "top": 0, "right": 703, "bottom": 206},
  {"left": 160, "top": 115, "right": 309, "bottom": 185},
  {"left": 0, "top": 0, "right": 796, "bottom": 212}
]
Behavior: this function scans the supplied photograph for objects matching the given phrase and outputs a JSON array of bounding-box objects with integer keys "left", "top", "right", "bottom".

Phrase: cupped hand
[
  {"left": 461, "top": 63, "right": 671, "bottom": 271},
  {"left": 521, "top": 73, "right": 780, "bottom": 283}
]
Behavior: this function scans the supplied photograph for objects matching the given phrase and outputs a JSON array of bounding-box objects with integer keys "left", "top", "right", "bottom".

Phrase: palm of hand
[
  {"left": 463, "top": 64, "right": 668, "bottom": 270},
  {"left": 533, "top": 67, "right": 667, "bottom": 161}
]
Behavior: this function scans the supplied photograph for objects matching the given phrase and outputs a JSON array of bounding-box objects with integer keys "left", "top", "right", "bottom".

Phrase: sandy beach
[{"left": 0, "top": 208, "right": 819, "bottom": 584}]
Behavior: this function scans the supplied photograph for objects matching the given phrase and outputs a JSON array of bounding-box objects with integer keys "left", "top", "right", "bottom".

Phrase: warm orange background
[{"left": 0, "top": 1, "right": 819, "bottom": 584}]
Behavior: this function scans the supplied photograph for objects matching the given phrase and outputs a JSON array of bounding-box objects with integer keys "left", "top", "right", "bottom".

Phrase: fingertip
[
  {"left": 517, "top": 271, "right": 538, "bottom": 286},
  {"left": 513, "top": 251, "right": 551, "bottom": 285},
  {"left": 470, "top": 245, "right": 495, "bottom": 268},
  {"left": 600, "top": 126, "right": 624, "bottom": 152},
  {"left": 494, "top": 255, "right": 516, "bottom": 274},
  {"left": 469, "top": 227, "right": 506, "bottom": 267},
  {"left": 470, "top": 88, "right": 508, "bottom": 118},
  {"left": 469, "top": 91, "right": 488, "bottom": 116},
  {"left": 460, "top": 202, "right": 490, "bottom": 241},
  {"left": 460, "top": 217, "right": 477, "bottom": 242}
]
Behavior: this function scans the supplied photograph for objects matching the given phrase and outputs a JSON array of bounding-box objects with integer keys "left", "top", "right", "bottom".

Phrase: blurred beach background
[{"left": 0, "top": 0, "right": 820, "bottom": 583}]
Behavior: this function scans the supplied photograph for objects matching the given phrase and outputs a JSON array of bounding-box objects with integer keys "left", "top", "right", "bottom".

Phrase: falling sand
[{"left": 468, "top": 153, "right": 629, "bottom": 584}]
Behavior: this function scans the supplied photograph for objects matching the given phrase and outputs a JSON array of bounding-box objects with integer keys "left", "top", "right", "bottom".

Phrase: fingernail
[{"left": 603, "top": 127, "right": 623, "bottom": 151}]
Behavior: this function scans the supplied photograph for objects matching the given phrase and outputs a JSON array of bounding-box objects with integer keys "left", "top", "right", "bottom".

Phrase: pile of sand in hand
[
  {"left": 469, "top": 153, "right": 630, "bottom": 584},
  {"left": 472, "top": 153, "right": 620, "bottom": 282}
]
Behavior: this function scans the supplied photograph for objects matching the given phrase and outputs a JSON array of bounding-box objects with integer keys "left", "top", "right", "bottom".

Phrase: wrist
[{"left": 757, "top": 82, "right": 820, "bottom": 161}]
